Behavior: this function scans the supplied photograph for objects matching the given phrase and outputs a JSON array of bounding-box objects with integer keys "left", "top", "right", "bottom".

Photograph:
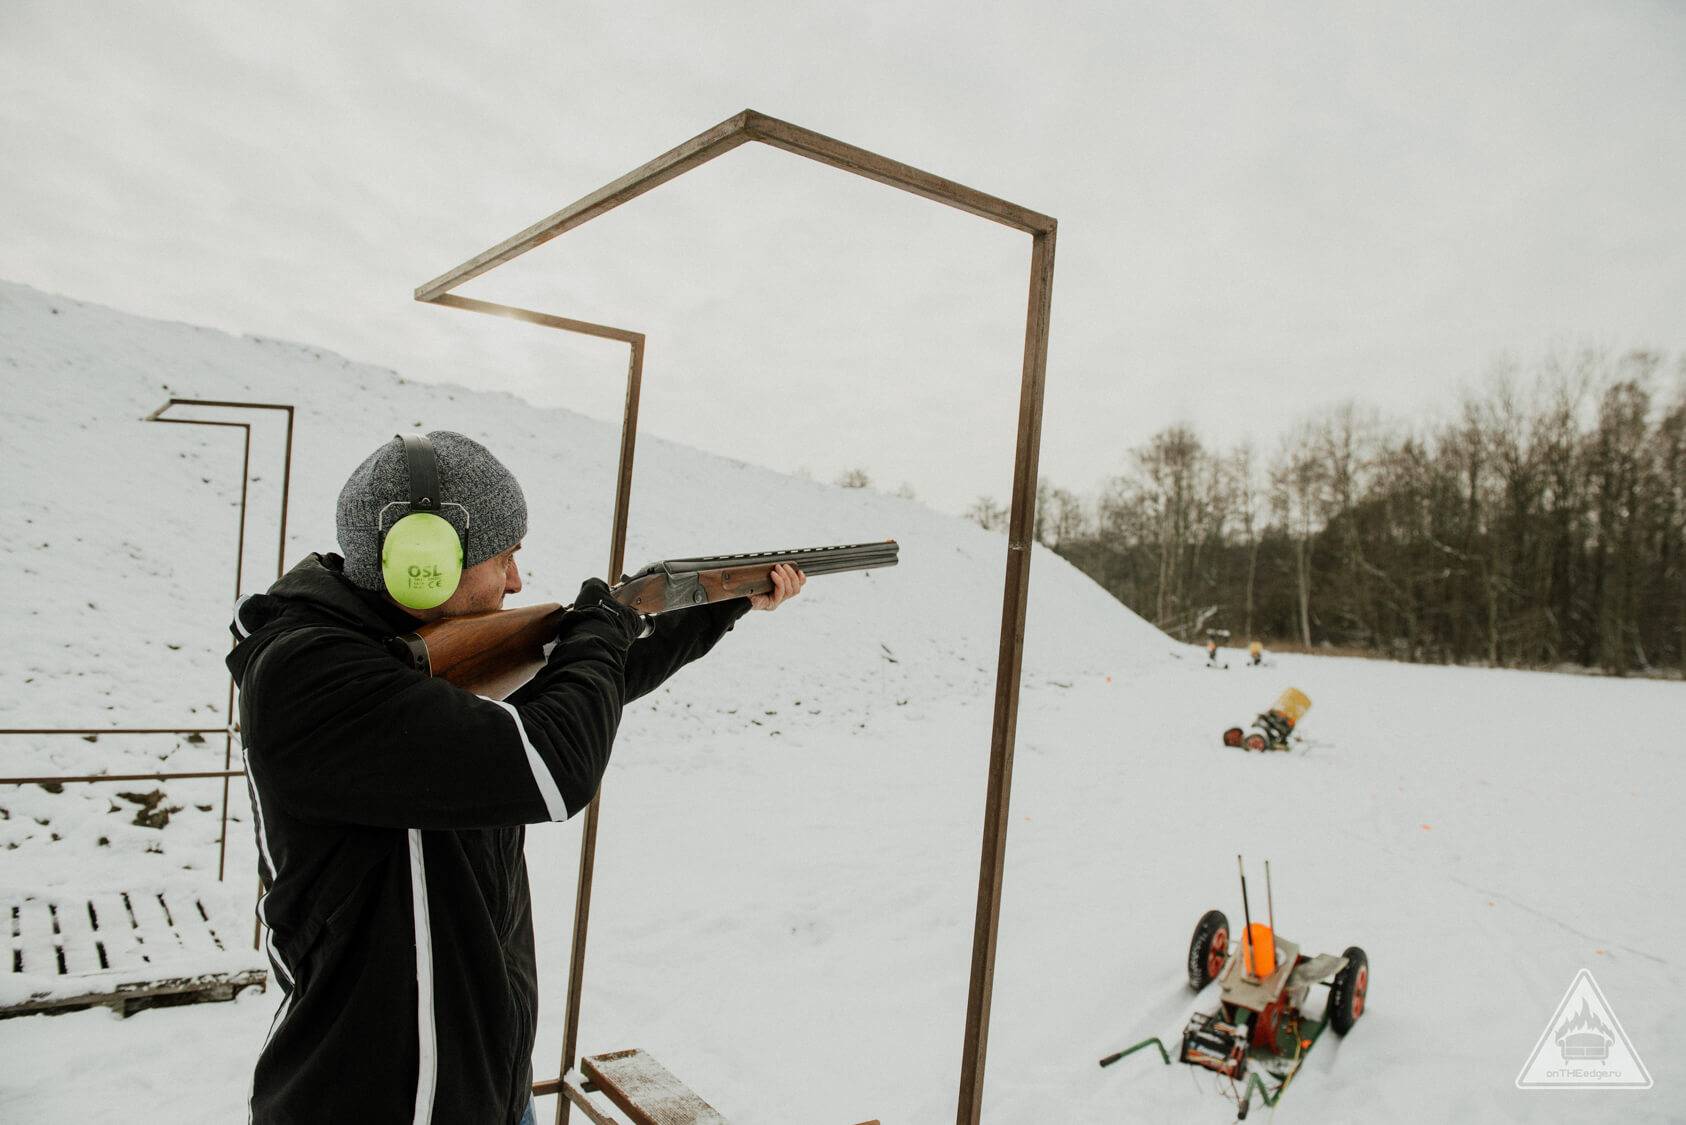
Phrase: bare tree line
[{"left": 967, "top": 347, "right": 1686, "bottom": 675}]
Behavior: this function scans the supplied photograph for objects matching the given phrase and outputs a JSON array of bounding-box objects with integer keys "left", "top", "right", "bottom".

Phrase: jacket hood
[{"left": 226, "top": 553, "right": 423, "bottom": 685}]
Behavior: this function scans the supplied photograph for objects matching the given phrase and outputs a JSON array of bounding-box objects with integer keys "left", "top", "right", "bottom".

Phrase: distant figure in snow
[{"left": 226, "top": 431, "right": 803, "bottom": 1124}]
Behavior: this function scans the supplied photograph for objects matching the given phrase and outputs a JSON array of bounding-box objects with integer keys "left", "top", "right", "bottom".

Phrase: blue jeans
[{"left": 519, "top": 1099, "right": 537, "bottom": 1125}]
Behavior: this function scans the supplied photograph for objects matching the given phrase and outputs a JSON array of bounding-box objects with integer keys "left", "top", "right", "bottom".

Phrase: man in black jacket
[{"left": 227, "top": 431, "right": 801, "bottom": 1124}]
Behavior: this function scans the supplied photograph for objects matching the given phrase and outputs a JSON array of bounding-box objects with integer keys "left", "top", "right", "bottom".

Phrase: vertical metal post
[
  {"left": 276, "top": 406, "right": 294, "bottom": 580},
  {"left": 143, "top": 411, "right": 250, "bottom": 880},
  {"left": 556, "top": 334, "right": 645, "bottom": 1125},
  {"left": 956, "top": 225, "right": 1056, "bottom": 1125},
  {"left": 1238, "top": 854, "right": 1255, "bottom": 980},
  {"left": 217, "top": 426, "right": 252, "bottom": 880}
]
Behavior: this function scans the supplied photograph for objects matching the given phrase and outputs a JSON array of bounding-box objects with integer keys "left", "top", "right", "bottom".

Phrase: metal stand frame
[
  {"left": 416, "top": 110, "right": 1055, "bottom": 1125},
  {"left": 0, "top": 400, "right": 295, "bottom": 885}
]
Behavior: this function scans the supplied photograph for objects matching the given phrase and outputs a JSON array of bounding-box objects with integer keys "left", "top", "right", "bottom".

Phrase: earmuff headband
[{"left": 399, "top": 432, "right": 441, "bottom": 512}]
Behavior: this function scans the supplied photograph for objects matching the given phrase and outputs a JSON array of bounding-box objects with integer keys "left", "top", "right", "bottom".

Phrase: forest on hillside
[{"left": 970, "top": 348, "right": 1686, "bottom": 675}]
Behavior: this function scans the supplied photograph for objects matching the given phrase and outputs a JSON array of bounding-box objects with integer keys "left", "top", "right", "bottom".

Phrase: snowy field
[{"left": 1, "top": 280, "right": 1681, "bottom": 1122}]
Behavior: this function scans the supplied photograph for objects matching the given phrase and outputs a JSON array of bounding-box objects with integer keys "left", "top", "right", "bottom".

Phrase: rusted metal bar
[
  {"left": 429, "top": 294, "right": 645, "bottom": 346},
  {"left": 0, "top": 770, "right": 245, "bottom": 785},
  {"left": 145, "top": 397, "right": 297, "bottom": 415},
  {"left": 743, "top": 112, "right": 1055, "bottom": 234},
  {"left": 146, "top": 398, "right": 296, "bottom": 580},
  {"left": 415, "top": 113, "right": 755, "bottom": 302},
  {"left": 956, "top": 226, "right": 1056, "bottom": 1125},
  {"left": 146, "top": 407, "right": 250, "bottom": 882},
  {"left": 555, "top": 328, "right": 646, "bottom": 1124},
  {"left": 222, "top": 427, "right": 252, "bottom": 880},
  {"left": 0, "top": 728, "right": 230, "bottom": 736},
  {"left": 0, "top": 730, "right": 240, "bottom": 786}
]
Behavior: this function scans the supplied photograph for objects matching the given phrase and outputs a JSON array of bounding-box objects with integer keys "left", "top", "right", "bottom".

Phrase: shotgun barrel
[
  {"left": 401, "top": 539, "right": 899, "bottom": 697},
  {"left": 614, "top": 540, "right": 898, "bottom": 614},
  {"left": 630, "top": 539, "right": 899, "bottom": 577}
]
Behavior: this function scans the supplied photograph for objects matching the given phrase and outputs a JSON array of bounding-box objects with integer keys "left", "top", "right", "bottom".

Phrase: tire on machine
[
  {"left": 1328, "top": 945, "right": 1369, "bottom": 1034},
  {"left": 1187, "top": 909, "right": 1231, "bottom": 990}
]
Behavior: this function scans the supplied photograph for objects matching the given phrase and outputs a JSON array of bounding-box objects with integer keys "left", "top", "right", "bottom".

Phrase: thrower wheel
[
  {"left": 1187, "top": 909, "right": 1230, "bottom": 990},
  {"left": 1243, "top": 731, "right": 1269, "bottom": 751},
  {"left": 1328, "top": 945, "right": 1369, "bottom": 1034}
]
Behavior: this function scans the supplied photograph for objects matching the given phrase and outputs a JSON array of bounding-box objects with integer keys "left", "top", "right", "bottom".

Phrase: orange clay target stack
[
  {"left": 1099, "top": 857, "right": 1370, "bottom": 1120},
  {"left": 1223, "top": 687, "right": 1311, "bottom": 751}
]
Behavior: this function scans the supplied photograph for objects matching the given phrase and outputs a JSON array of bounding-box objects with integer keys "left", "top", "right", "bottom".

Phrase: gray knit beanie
[{"left": 335, "top": 431, "right": 528, "bottom": 591}]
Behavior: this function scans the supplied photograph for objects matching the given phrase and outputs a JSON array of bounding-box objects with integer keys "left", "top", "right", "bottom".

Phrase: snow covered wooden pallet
[
  {"left": 559, "top": 1048, "right": 879, "bottom": 1125},
  {"left": 1, "top": 887, "right": 267, "bottom": 1018}
]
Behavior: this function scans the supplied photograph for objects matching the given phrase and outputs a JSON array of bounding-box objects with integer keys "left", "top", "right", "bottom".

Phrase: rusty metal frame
[
  {"left": 145, "top": 399, "right": 294, "bottom": 879},
  {"left": 0, "top": 399, "right": 296, "bottom": 884},
  {"left": 416, "top": 109, "right": 1055, "bottom": 1125}
]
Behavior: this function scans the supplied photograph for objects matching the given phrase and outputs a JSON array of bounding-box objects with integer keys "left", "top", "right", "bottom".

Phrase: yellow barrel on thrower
[{"left": 1271, "top": 687, "right": 1311, "bottom": 728}]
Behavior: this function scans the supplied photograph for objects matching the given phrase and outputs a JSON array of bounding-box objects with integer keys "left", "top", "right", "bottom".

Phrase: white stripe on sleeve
[
  {"left": 232, "top": 594, "right": 259, "bottom": 639},
  {"left": 490, "top": 699, "right": 570, "bottom": 822},
  {"left": 408, "top": 829, "right": 438, "bottom": 1125}
]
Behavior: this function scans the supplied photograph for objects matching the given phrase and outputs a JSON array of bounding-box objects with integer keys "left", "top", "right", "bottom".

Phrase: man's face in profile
[{"left": 409, "top": 543, "right": 522, "bottom": 621}]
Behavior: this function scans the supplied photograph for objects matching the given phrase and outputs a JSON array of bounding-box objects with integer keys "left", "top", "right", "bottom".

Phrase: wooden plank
[
  {"left": 84, "top": 893, "right": 124, "bottom": 969},
  {"left": 580, "top": 1049, "right": 728, "bottom": 1125},
  {"left": 0, "top": 969, "right": 266, "bottom": 1019},
  {"left": 17, "top": 897, "right": 59, "bottom": 977},
  {"left": 141, "top": 890, "right": 188, "bottom": 955},
  {"left": 57, "top": 895, "right": 98, "bottom": 976},
  {"left": 100, "top": 891, "right": 150, "bottom": 967},
  {"left": 5, "top": 898, "right": 19, "bottom": 976},
  {"left": 191, "top": 895, "right": 231, "bottom": 954}
]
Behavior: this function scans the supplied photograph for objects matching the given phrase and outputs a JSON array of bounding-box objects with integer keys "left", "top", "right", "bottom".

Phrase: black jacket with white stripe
[{"left": 227, "top": 553, "right": 748, "bottom": 1124}]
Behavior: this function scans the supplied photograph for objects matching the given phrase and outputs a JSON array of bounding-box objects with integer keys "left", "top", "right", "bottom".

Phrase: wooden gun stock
[{"left": 394, "top": 540, "right": 897, "bottom": 699}]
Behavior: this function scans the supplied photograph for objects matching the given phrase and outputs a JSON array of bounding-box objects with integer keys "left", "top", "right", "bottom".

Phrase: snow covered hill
[{"left": 1, "top": 281, "right": 1682, "bottom": 1123}]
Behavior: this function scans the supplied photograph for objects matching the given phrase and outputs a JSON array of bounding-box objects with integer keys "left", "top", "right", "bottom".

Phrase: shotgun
[{"left": 388, "top": 540, "right": 898, "bottom": 699}]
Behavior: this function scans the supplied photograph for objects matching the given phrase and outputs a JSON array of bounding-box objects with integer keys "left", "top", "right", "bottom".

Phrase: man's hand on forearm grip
[{"left": 748, "top": 563, "right": 806, "bottom": 611}]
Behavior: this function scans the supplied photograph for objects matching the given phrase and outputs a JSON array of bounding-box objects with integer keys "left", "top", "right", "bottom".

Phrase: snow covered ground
[{"left": 1, "top": 280, "right": 1681, "bottom": 1122}]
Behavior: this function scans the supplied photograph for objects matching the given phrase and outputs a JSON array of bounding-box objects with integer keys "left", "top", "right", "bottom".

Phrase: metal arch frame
[
  {"left": 416, "top": 109, "right": 1055, "bottom": 1125},
  {"left": 144, "top": 399, "right": 296, "bottom": 881},
  {"left": 147, "top": 399, "right": 296, "bottom": 581}
]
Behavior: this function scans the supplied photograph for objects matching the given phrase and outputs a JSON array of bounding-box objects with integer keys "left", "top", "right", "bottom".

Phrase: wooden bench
[{"left": 554, "top": 1048, "right": 877, "bottom": 1125}]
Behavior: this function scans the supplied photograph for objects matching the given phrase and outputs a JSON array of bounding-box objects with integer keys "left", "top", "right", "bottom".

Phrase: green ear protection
[{"left": 381, "top": 433, "right": 465, "bottom": 610}]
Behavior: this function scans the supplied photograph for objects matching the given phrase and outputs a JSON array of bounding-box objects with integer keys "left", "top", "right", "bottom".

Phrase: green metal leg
[{"left": 1098, "top": 1036, "right": 1171, "bottom": 1068}]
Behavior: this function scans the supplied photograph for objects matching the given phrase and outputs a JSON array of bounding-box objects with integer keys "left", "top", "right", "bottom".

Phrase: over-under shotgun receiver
[{"left": 390, "top": 540, "right": 898, "bottom": 699}]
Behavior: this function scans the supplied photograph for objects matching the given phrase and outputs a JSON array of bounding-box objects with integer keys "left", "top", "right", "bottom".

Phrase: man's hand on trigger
[{"left": 749, "top": 563, "right": 806, "bottom": 611}]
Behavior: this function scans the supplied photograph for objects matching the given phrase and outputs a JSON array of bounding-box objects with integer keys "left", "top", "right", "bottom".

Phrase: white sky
[{"left": 4, "top": 0, "right": 1683, "bottom": 513}]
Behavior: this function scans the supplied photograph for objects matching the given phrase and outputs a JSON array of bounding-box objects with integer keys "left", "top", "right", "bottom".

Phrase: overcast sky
[{"left": 4, "top": 1, "right": 1683, "bottom": 513}]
